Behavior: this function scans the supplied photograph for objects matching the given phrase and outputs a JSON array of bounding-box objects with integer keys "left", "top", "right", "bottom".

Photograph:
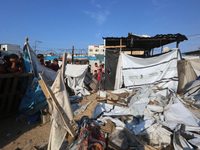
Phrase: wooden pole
[
  {"left": 176, "top": 41, "right": 180, "bottom": 48},
  {"left": 62, "top": 52, "right": 66, "bottom": 78},
  {"left": 120, "top": 39, "right": 122, "bottom": 55},
  {"left": 39, "top": 73, "right": 76, "bottom": 137},
  {"left": 72, "top": 46, "right": 74, "bottom": 64}
]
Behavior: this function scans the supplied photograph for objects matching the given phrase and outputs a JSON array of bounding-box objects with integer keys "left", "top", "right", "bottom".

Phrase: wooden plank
[
  {"left": 0, "top": 78, "right": 12, "bottom": 113},
  {"left": 0, "top": 72, "right": 33, "bottom": 78},
  {"left": 39, "top": 73, "right": 76, "bottom": 137},
  {"left": 124, "top": 128, "right": 156, "bottom": 150},
  {"left": 6, "top": 77, "right": 19, "bottom": 113},
  {"left": 23, "top": 76, "right": 32, "bottom": 94},
  {"left": 39, "top": 80, "right": 49, "bottom": 99},
  {"left": 104, "top": 45, "right": 126, "bottom": 49}
]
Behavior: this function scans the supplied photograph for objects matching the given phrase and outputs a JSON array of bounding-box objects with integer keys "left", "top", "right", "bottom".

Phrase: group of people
[
  {"left": 92, "top": 63, "right": 105, "bottom": 92},
  {"left": 37, "top": 54, "right": 60, "bottom": 72},
  {"left": 0, "top": 53, "right": 24, "bottom": 75}
]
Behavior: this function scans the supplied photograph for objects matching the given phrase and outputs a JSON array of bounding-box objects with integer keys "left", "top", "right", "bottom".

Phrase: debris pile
[{"left": 44, "top": 78, "right": 200, "bottom": 150}]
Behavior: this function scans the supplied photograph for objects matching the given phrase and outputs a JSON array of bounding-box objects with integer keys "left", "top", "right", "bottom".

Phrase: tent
[
  {"left": 19, "top": 41, "right": 58, "bottom": 115},
  {"left": 65, "top": 64, "right": 90, "bottom": 96},
  {"left": 115, "top": 49, "right": 181, "bottom": 91}
]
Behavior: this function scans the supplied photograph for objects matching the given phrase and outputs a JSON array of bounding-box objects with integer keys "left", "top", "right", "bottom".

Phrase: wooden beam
[
  {"left": 120, "top": 39, "right": 122, "bottom": 55},
  {"left": 104, "top": 45, "right": 126, "bottom": 49},
  {"left": 62, "top": 52, "right": 66, "bottom": 78},
  {"left": 124, "top": 128, "right": 156, "bottom": 150},
  {"left": 38, "top": 73, "right": 76, "bottom": 137},
  {"left": 176, "top": 41, "right": 180, "bottom": 48},
  {"left": 72, "top": 46, "right": 74, "bottom": 64}
]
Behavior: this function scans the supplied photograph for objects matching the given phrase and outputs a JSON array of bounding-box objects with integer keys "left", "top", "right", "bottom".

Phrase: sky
[{"left": 0, "top": 0, "right": 200, "bottom": 54}]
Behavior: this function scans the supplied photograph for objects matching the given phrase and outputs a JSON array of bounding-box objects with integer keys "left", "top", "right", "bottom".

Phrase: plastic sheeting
[
  {"left": 19, "top": 42, "right": 57, "bottom": 115},
  {"left": 65, "top": 64, "right": 90, "bottom": 96},
  {"left": 92, "top": 103, "right": 132, "bottom": 119},
  {"left": 115, "top": 49, "right": 181, "bottom": 91},
  {"left": 164, "top": 96, "right": 200, "bottom": 127}
]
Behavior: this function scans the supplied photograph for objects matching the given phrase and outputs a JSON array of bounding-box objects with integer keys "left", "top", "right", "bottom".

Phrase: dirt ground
[{"left": 0, "top": 115, "right": 50, "bottom": 150}]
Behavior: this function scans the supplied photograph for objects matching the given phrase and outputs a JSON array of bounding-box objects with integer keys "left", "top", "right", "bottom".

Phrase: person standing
[
  {"left": 50, "top": 58, "right": 60, "bottom": 71},
  {"left": 94, "top": 69, "right": 103, "bottom": 92},
  {"left": 93, "top": 63, "right": 99, "bottom": 75}
]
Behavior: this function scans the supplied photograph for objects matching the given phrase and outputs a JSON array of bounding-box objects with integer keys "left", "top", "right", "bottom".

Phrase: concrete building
[
  {"left": 88, "top": 44, "right": 104, "bottom": 56},
  {"left": 0, "top": 44, "right": 21, "bottom": 56}
]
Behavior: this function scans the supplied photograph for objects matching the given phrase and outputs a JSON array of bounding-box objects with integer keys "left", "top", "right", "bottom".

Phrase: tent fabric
[
  {"left": 19, "top": 42, "right": 58, "bottom": 115},
  {"left": 115, "top": 49, "right": 181, "bottom": 91},
  {"left": 177, "top": 60, "right": 197, "bottom": 92},
  {"left": 65, "top": 64, "right": 90, "bottom": 96},
  {"left": 105, "top": 49, "right": 120, "bottom": 90},
  {"left": 48, "top": 70, "right": 73, "bottom": 150},
  {"left": 178, "top": 59, "right": 200, "bottom": 92}
]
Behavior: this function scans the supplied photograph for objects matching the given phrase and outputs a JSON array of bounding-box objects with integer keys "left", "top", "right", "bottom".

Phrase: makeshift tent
[
  {"left": 103, "top": 33, "right": 188, "bottom": 90},
  {"left": 19, "top": 41, "right": 58, "bottom": 115},
  {"left": 115, "top": 49, "right": 181, "bottom": 91},
  {"left": 65, "top": 64, "right": 90, "bottom": 96}
]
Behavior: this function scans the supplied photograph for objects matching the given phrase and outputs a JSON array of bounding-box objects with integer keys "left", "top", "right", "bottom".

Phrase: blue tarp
[
  {"left": 44, "top": 56, "right": 59, "bottom": 61},
  {"left": 19, "top": 45, "right": 47, "bottom": 115}
]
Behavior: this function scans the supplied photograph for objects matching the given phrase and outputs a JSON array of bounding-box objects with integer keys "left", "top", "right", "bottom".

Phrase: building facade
[
  {"left": 0, "top": 44, "right": 21, "bottom": 56},
  {"left": 88, "top": 44, "right": 104, "bottom": 56}
]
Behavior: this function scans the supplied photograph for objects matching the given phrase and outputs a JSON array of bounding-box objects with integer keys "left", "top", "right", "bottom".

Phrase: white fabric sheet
[
  {"left": 65, "top": 64, "right": 90, "bottom": 96},
  {"left": 115, "top": 49, "right": 180, "bottom": 91},
  {"left": 48, "top": 71, "right": 73, "bottom": 150}
]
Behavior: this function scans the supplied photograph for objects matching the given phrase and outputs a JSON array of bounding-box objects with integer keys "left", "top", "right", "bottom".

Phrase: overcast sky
[{"left": 1, "top": 0, "right": 200, "bottom": 53}]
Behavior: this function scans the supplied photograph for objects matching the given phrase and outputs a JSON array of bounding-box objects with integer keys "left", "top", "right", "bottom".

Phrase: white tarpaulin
[
  {"left": 164, "top": 96, "right": 200, "bottom": 127},
  {"left": 115, "top": 49, "right": 181, "bottom": 91},
  {"left": 65, "top": 64, "right": 90, "bottom": 96},
  {"left": 48, "top": 71, "right": 73, "bottom": 150}
]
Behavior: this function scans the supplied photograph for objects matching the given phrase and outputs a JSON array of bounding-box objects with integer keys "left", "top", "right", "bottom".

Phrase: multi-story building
[
  {"left": 0, "top": 44, "right": 21, "bottom": 56},
  {"left": 88, "top": 44, "right": 104, "bottom": 56}
]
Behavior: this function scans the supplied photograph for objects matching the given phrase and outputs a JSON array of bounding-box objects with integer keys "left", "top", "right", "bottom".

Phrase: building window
[
  {"left": 89, "top": 49, "right": 93, "bottom": 52},
  {"left": 95, "top": 49, "right": 99, "bottom": 52}
]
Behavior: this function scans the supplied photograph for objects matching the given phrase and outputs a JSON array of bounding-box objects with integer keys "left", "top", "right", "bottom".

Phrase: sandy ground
[
  {"left": 0, "top": 94, "right": 100, "bottom": 150},
  {"left": 0, "top": 115, "right": 50, "bottom": 150}
]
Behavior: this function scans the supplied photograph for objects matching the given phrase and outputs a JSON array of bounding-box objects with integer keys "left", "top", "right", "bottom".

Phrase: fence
[{"left": 0, "top": 72, "right": 33, "bottom": 118}]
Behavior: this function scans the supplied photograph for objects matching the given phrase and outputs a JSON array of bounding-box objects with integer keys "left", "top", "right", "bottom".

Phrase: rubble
[
  {"left": 19, "top": 41, "right": 200, "bottom": 149},
  {"left": 41, "top": 80, "right": 200, "bottom": 150}
]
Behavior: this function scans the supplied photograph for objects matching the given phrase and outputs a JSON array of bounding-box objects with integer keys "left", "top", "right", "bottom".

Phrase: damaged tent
[
  {"left": 65, "top": 64, "right": 90, "bottom": 96},
  {"left": 103, "top": 33, "right": 188, "bottom": 90},
  {"left": 19, "top": 40, "right": 58, "bottom": 115},
  {"left": 178, "top": 59, "right": 200, "bottom": 92},
  {"left": 115, "top": 48, "right": 181, "bottom": 91}
]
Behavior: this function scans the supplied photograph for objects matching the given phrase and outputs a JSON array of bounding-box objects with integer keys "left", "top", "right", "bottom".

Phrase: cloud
[
  {"left": 83, "top": 10, "right": 110, "bottom": 25},
  {"left": 151, "top": 0, "right": 169, "bottom": 9},
  {"left": 95, "top": 31, "right": 102, "bottom": 37},
  {"left": 96, "top": 4, "right": 101, "bottom": 8}
]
